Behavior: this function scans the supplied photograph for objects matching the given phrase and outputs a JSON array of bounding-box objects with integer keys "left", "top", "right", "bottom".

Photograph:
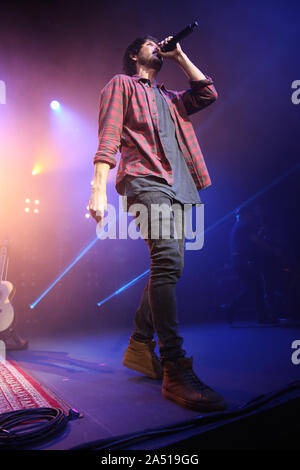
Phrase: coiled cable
[{"left": 0, "top": 407, "right": 71, "bottom": 448}]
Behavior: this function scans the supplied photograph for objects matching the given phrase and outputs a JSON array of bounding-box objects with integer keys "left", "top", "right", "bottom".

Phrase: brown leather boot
[
  {"left": 122, "top": 338, "right": 163, "bottom": 379},
  {"left": 162, "top": 356, "right": 227, "bottom": 411}
]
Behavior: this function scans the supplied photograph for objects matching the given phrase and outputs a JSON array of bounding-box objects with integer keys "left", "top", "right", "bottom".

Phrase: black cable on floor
[{"left": 0, "top": 407, "right": 72, "bottom": 448}]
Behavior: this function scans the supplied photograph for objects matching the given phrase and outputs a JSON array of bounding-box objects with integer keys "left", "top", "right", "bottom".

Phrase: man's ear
[{"left": 130, "top": 54, "right": 137, "bottom": 62}]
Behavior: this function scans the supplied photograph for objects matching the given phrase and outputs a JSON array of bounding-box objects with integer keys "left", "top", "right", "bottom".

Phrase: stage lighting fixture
[
  {"left": 50, "top": 100, "right": 60, "bottom": 110},
  {"left": 24, "top": 197, "right": 41, "bottom": 213}
]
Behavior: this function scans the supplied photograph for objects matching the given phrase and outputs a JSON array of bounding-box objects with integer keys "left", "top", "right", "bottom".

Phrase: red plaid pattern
[{"left": 93, "top": 73, "right": 217, "bottom": 192}]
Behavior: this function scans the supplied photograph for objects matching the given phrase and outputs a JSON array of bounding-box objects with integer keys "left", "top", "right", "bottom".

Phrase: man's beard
[{"left": 138, "top": 53, "right": 163, "bottom": 72}]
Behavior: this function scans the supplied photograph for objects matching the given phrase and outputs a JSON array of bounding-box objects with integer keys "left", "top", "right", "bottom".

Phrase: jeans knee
[{"left": 150, "top": 243, "right": 184, "bottom": 283}]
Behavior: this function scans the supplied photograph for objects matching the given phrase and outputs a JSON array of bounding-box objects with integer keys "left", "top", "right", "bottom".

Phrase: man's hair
[{"left": 122, "top": 35, "right": 158, "bottom": 76}]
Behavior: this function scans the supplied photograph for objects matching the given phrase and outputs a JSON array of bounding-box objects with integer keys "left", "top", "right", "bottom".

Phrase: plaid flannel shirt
[{"left": 93, "top": 73, "right": 217, "bottom": 193}]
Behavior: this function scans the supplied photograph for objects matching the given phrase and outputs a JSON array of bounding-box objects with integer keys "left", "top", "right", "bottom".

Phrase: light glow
[
  {"left": 32, "top": 164, "right": 42, "bottom": 176},
  {"left": 50, "top": 100, "right": 61, "bottom": 111}
]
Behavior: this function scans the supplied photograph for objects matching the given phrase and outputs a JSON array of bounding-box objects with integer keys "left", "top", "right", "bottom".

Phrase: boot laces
[{"left": 182, "top": 368, "right": 207, "bottom": 390}]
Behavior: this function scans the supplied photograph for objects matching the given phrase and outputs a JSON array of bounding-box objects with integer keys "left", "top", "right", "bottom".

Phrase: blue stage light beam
[
  {"left": 97, "top": 269, "right": 150, "bottom": 308},
  {"left": 204, "top": 164, "right": 299, "bottom": 235},
  {"left": 29, "top": 214, "right": 119, "bottom": 309},
  {"left": 29, "top": 236, "right": 98, "bottom": 309},
  {"left": 96, "top": 164, "right": 299, "bottom": 307}
]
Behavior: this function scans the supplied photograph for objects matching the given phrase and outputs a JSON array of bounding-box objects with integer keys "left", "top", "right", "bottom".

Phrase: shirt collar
[{"left": 132, "top": 74, "right": 166, "bottom": 91}]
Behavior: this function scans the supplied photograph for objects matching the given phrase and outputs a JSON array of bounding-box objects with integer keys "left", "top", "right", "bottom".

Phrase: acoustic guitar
[{"left": 0, "top": 242, "right": 16, "bottom": 337}]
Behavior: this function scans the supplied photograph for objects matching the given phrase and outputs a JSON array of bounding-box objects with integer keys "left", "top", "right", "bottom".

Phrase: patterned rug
[{"left": 0, "top": 359, "right": 78, "bottom": 415}]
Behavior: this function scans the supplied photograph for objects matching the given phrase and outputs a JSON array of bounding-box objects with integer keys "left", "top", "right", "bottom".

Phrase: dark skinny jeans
[{"left": 127, "top": 191, "right": 187, "bottom": 363}]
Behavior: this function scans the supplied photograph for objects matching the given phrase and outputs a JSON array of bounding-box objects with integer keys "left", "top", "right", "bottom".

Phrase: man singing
[{"left": 89, "top": 35, "right": 226, "bottom": 411}]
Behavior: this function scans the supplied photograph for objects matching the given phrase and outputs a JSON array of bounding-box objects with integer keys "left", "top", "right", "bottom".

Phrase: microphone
[{"left": 160, "top": 21, "right": 199, "bottom": 52}]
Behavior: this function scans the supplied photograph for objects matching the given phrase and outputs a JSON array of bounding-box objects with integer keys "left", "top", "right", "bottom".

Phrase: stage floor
[{"left": 7, "top": 321, "right": 300, "bottom": 450}]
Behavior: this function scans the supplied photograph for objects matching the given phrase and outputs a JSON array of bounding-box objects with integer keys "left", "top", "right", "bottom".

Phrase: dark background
[{"left": 0, "top": 0, "right": 299, "bottom": 335}]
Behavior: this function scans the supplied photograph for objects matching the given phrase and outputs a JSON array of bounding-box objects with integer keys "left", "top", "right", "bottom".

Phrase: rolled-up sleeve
[
  {"left": 179, "top": 75, "right": 218, "bottom": 115},
  {"left": 93, "top": 75, "right": 125, "bottom": 168}
]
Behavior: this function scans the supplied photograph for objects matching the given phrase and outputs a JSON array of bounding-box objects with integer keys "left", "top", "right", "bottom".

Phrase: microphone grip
[{"left": 160, "top": 21, "right": 199, "bottom": 52}]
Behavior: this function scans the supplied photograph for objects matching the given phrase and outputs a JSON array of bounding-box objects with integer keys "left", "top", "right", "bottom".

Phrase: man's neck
[{"left": 135, "top": 66, "right": 158, "bottom": 86}]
